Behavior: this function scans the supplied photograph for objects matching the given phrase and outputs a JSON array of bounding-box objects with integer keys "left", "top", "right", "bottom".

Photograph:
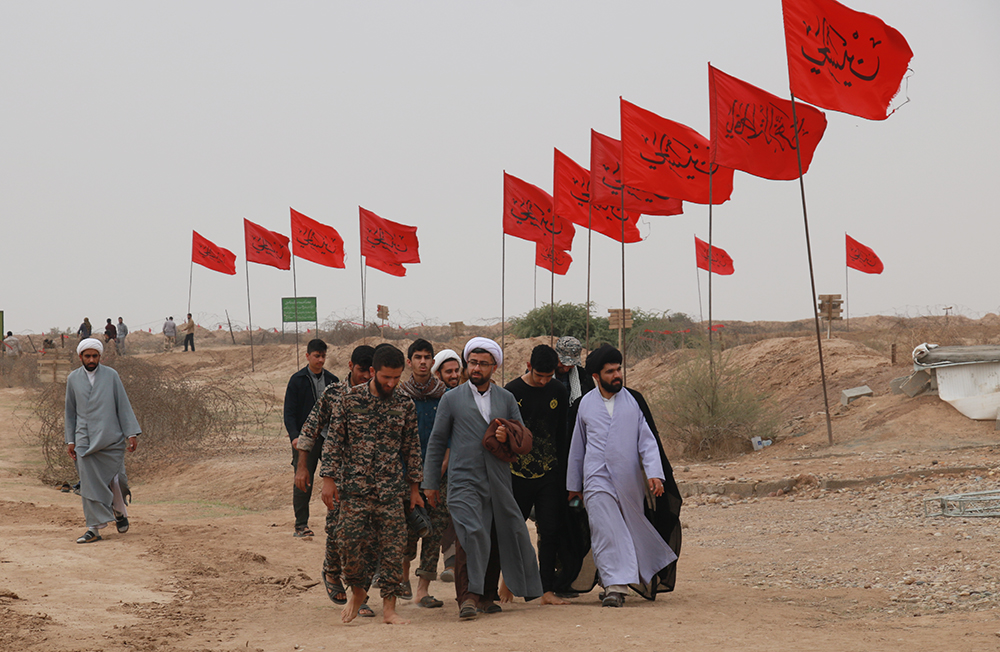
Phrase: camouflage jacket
[
  {"left": 320, "top": 382, "right": 422, "bottom": 502},
  {"left": 296, "top": 379, "right": 350, "bottom": 453}
]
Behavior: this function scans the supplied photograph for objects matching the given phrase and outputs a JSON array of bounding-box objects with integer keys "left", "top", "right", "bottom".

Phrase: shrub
[{"left": 658, "top": 347, "right": 781, "bottom": 459}]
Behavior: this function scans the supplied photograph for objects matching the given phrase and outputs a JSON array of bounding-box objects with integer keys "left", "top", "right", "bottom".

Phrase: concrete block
[
  {"left": 900, "top": 370, "right": 932, "bottom": 397},
  {"left": 890, "top": 376, "right": 908, "bottom": 394},
  {"left": 841, "top": 385, "right": 874, "bottom": 406}
]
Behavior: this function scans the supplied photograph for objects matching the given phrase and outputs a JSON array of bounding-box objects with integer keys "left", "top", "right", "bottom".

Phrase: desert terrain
[{"left": 2, "top": 319, "right": 1000, "bottom": 651}]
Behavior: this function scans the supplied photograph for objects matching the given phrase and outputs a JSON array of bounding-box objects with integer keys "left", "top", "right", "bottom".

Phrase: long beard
[
  {"left": 373, "top": 377, "right": 394, "bottom": 398},
  {"left": 600, "top": 378, "right": 622, "bottom": 394}
]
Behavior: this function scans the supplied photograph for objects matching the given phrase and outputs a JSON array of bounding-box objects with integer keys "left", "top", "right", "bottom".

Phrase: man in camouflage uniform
[{"left": 320, "top": 345, "right": 423, "bottom": 625}]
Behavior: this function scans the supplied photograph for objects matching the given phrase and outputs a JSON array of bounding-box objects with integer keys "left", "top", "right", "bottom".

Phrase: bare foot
[
  {"left": 499, "top": 584, "right": 514, "bottom": 604},
  {"left": 540, "top": 591, "right": 571, "bottom": 605},
  {"left": 383, "top": 597, "right": 410, "bottom": 625},
  {"left": 414, "top": 577, "right": 431, "bottom": 603},
  {"left": 342, "top": 586, "right": 367, "bottom": 623}
]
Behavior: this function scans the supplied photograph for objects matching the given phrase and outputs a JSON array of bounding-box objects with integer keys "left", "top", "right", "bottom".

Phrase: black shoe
[
  {"left": 115, "top": 513, "right": 129, "bottom": 534},
  {"left": 76, "top": 530, "right": 102, "bottom": 544},
  {"left": 555, "top": 591, "right": 579, "bottom": 599},
  {"left": 601, "top": 591, "right": 625, "bottom": 607}
]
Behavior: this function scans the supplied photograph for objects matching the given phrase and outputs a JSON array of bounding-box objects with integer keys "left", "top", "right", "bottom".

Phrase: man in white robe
[
  {"left": 65, "top": 338, "right": 141, "bottom": 543},
  {"left": 567, "top": 344, "right": 677, "bottom": 607}
]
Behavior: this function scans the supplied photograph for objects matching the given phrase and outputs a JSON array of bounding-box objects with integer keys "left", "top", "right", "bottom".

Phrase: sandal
[
  {"left": 601, "top": 591, "right": 625, "bottom": 608},
  {"left": 76, "top": 530, "right": 102, "bottom": 544},
  {"left": 417, "top": 595, "right": 443, "bottom": 608},
  {"left": 323, "top": 573, "right": 347, "bottom": 605},
  {"left": 399, "top": 580, "right": 412, "bottom": 600},
  {"left": 358, "top": 603, "right": 375, "bottom": 618},
  {"left": 459, "top": 599, "right": 478, "bottom": 620},
  {"left": 293, "top": 526, "right": 314, "bottom": 538},
  {"left": 477, "top": 601, "right": 502, "bottom": 614}
]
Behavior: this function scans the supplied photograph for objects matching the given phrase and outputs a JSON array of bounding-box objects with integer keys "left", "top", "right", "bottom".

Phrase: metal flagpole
[
  {"left": 187, "top": 255, "right": 194, "bottom": 317},
  {"left": 501, "top": 233, "right": 506, "bottom": 384},
  {"left": 533, "top": 264, "right": 537, "bottom": 309},
  {"left": 292, "top": 254, "right": 300, "bottom": 369},
  {"left": 620, "top": 186, "right": 627, "bottom": 382},
  {"left": 791, "top": 91, "right": 834, "bottom": 446},
  {"left": 586, "top": 203, "right": 593, "bottom": 352},
  {"left": 695, "top": 237, "right": 704, "bottom": 324},
  {"left": 549, "top": 230, "right": 555, "bottom": 346},
  {"left": 245, "top": 257, "right": 255, "bottom": 372},
  {"left": 845, "top": 235, "right": 850, "bottom": 331}
]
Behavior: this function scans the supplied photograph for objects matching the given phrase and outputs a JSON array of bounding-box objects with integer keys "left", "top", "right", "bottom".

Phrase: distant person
[
  {"left": 179, "top": 313, "right": 196, "bottom": 352},
  {"left": 504, "top": 344, "right": 571, "bottom": 606},
  {"left": 320, "top": 345, "right": 423, "bottom": 625},
  {"left": 104, "top": 318, "right": 117, "bottom": 343},
  {"left": 554, "top": 336, "right": 595, "bottom": 437},
  {"left": 400, "top": 339, "right": 448, "bottom": 608},
  {"left": 566, "top": 344, "right": 681, "bottom": 608},
  {"left": 423, "top": 337, "right": 543, "bottom": 620},
  {"left": 77, "top": 317, "right": 92, "bottom": 340},
  {"left": 430, "top": 347, "right": 462, "bottom": 583},
  {"left": 285, "top": 339, "right": 339, "bottom": 538},
  {"left": 3, "top": 331, "right": 22, "bottom": 357},
  {"left": 162, "top": 317, "right": 176, "bottom": 352},
  {"left": 116, "top": 317, "right": 129, "bottom": 355},
  {"left": 65, "top": 338, "right": 140, "bottom": 543}
]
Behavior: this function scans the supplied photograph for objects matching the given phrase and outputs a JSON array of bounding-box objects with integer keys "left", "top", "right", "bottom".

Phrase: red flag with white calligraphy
[
  {"left": 192, "top": 231, "right": 237, "bottom": 275},
  {"left": 590, "top": 130, "right": 684, "bottom": 216},
  {"left": 503, "top": 172, "right": 575, "bottom": 250},
  {"left": 709, "top": 65, "right": 827, "bottom": 180},
  {"left": 620, "top": 99, "right": 734, "bottom": 205},
  {"left": 535, "top": 241, "right": 572, "bottom": 276},
  {"left": 782, "top": 0, "right": 912, "bottom": 121},
  {"left": 359, "top": 207, "right": 419, "bottom": 265},
  {"left": 365, "top": 255, "right": 407, "bottom": 277},
  {"left": 695, "top": 236, "right": 734, "bottom": 275},
  {"left": 244, "top": 219, "right": 291, "bottom": 270},
  {"left": 290, "top": 208, "right": 346, "bottom": 269},
  {"left": 553, "top": 148, "right": 642, "bottom": 244},
  {"left": 846, "top": 234, "right": 883, "bottom": 274}
]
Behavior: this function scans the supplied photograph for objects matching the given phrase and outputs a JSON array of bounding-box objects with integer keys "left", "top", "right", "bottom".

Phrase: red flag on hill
[
  {"left": 192, "top": 231, "right": 237, "bottom": 275},
  {"left": 535, "top": 241, "right": 572, "bottom": 275},
  {"left": 846, "top": 234, "right": 883, "bottom": 274},
  {"left": 359, "top": 207, "right": 419, "bottom": 265},
  {"left": 590, "top": 130, "right": 684, "bottom": 216},
  {"left": 244, "top": 219, "right": 290, "bottom": 270},
  {"left": 782, "top": 0, "right": 912, "bottom": 120},
  {"left": 503, "top": 172, "right": 575, "bottom": 250},
  {"left": 695, "top": 236, "right": 735, "bottom": 275},
  {"left": 553, "top": 148, "right": 642, "bottom": 243},
  {"left": 709, "top": 64, "right": 827, "bottom": 180},
  {"left": 621, "top": 98, "right": 734, "bottom": 205},
  {"left": 290, "top": 208, "right": 345, "bottom": 268},
  {"left": 365, "top": 256, "right": 407, "bottom": 277}
]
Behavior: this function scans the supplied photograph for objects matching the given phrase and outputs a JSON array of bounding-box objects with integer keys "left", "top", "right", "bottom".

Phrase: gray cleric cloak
[{"left": 422, "top": 382, "right": 543, "bottom": 599}]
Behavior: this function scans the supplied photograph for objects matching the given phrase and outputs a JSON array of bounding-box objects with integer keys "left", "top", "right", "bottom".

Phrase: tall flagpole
[
  {"left": 586, "top": 203, "right": 593, "bottom": 352},
  {"left": 360, "top": 252, "right": 366, "bottom": 343},
  {"left": 695, "top": 237, "right": 704, "bottom": 324},
  {"left": 845, "top": 234, "right": 850, "bottom": 331},
  {"left": 549, "top": 230, "right": 555, "bottom": 346},
  {"left": 791, "top": 91, "right": 834, "bottom": 446},
  {"left": 501, "top": 233, "right": 506, "bottom": 384},
  {"left": 245, "top": 257, "right": 255, "bottom": 372},
  {"left": 620, "top": 185, "right": 627, "bottom": 382},
  {"left": 708, "top": 165, "right": 715, "bottom": 366},
  {"left": 292, "top": 254, "right": 300, "bottom": 369},
  {"left": 187, "top": 257, "right": 194, "bottom": 317}
]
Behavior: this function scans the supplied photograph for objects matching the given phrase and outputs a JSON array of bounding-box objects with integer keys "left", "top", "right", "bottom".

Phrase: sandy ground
[{"left": 3, "top": 337, "right": 1000, "bottom": 651}]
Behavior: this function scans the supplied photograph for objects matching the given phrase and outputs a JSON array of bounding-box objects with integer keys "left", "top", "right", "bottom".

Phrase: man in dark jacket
[{"left": 284, "top": 338, "right": 339, "bottom": 537}]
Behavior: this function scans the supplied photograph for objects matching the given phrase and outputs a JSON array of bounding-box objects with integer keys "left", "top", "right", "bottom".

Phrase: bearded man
[{"left": 65, "top": 338, "right": 140, "bottom": 543}]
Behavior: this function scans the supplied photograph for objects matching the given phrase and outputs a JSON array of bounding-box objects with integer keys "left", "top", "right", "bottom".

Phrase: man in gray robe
[
  {"left": 567, "top": 344, "right": 677, "bottom": 607},
  {"left": 423, "top": 337, "right": 543, "bottom": 620},
  {"left": 65, "top": 338, "right": 141, "bottom": 543}
]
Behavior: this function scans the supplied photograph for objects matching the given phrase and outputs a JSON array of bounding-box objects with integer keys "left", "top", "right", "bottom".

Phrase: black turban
[{"left": 585, "top": 344, "right": 622, "bottom": 376}]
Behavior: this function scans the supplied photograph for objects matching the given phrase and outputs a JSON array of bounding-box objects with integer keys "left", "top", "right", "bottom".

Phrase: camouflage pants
[
  {"left": 337, "top": 494, "right": 406, "bottom": 599},
  {"left": 323, "top": 499, "right": 341, "bottom": 579},
  {"left": 404, "top": 483, "right": 450, "bottom": 580}
]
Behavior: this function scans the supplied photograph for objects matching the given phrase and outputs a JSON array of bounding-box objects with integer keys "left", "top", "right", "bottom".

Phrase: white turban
[
  {"left": 431, "top": 349, "right": 461, "bottom": 374},
  {"left": 77, "top": 338, "right": 104, "bottom": 355},
  {"left": 463, "top": 337, "right": 502, "bottom": 368}
]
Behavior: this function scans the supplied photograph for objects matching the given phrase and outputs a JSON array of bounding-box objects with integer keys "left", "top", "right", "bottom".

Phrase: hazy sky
[{"left": 2, "top": 1, "right": 998, "bottom": 335}]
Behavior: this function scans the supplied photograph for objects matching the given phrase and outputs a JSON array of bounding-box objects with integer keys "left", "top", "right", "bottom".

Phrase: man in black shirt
[{"left": 504, "top": 344, "right": 571, "bottom": 605}]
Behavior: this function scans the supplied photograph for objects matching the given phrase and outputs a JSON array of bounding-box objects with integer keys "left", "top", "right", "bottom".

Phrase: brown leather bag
[{"left": 482, "top": 418, "right": 533, "bottom": 462}]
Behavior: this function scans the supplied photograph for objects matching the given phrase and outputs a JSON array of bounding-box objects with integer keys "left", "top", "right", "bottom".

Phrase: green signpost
[{"left": 281, "top": 297, "right": 317, "bottom": 323}]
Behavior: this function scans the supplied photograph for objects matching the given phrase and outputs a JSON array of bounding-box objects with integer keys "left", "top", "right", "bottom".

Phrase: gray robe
[
  {"left": 65, "top": 365, "right": 141, "bottom": 528},
  {"left": 423, "top": 382, "right": 543, "bottom": 598}
]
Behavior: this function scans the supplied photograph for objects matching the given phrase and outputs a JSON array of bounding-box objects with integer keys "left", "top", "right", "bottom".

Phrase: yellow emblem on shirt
[{"left": 550, "top": 398, "right": 558, "bottom": 409}]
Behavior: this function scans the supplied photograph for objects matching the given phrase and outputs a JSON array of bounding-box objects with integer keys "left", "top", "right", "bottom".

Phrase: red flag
[
  {"left": 535, "top": 241, "right": 572, "bottom": 275},
  {"left": 503, "top": 172, "right": 575, "bottom": 250},
  {"left": 365, "top": 255, "right": 407, "bottom": 277},
  {"left": 709, "top": 65, "right": 827, "bottom": 180},
  {"left": 695, "top": 236, "right": 735, "bottom": 275},
  {"left": 553, "top": 148, "right": 642, "bottom": 243},
  {"left": 590, "top": 130, "right": 684, "bottom": 216},
  {"left": 620, "top": 99, "right": 734, "bottom": 205},
  {"left": 783, "top": 0, "right": 912, "bottom": 121},
  {"left": 846, "top": 234, "right": 883, "bottom": 274},
  {"left": 192, "top": 231, "right": 237, "bottom": 275},
  {"left": 359, "top": 207, "right": 419, "bottom": 264},
  {"left": 244, "top": 219, "right": 290, "bottom": 270},
  {"left": 290, "top": 208, "right": 345, "bottom": 269}
]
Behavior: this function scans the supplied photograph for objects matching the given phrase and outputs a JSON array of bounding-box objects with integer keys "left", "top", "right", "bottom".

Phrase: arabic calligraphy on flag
[
  {"left": 846, "top": 234, "right": 883, "bottom": 274},
  {"left": 359, "top": 207, "right": 419, "bottom": 276},
  {"left": 694, "top": 236, "right": 735, "bottom": 275},
  {"left": 502, "top": 172, "right": 575, "bottom": 250},
  {"left": 244, "top": 219, "right": 291, "bottom": 270},
  {"left": 192, "top": 231, "right": 237, "bottom": 275},
  {"left": 535, "top": 241, "right": 572, "bottom": 275},
  {"left": 553, "top": 148, "right": 642, "bottom": 244},
  {"left": 291, "top": 208, "right": 346, "bottom": 269},
  {"left": 782, "top": 0, "right": 912, "bottom": 120},
  {"left": 709, "top": 65, "right": 827, "bottom": 180},
  {"left": 620, "top": 99, "right": 734, "bottom": 205},
  {"left": 590, "top": 130, "right": 684, "bottom": 216}
]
